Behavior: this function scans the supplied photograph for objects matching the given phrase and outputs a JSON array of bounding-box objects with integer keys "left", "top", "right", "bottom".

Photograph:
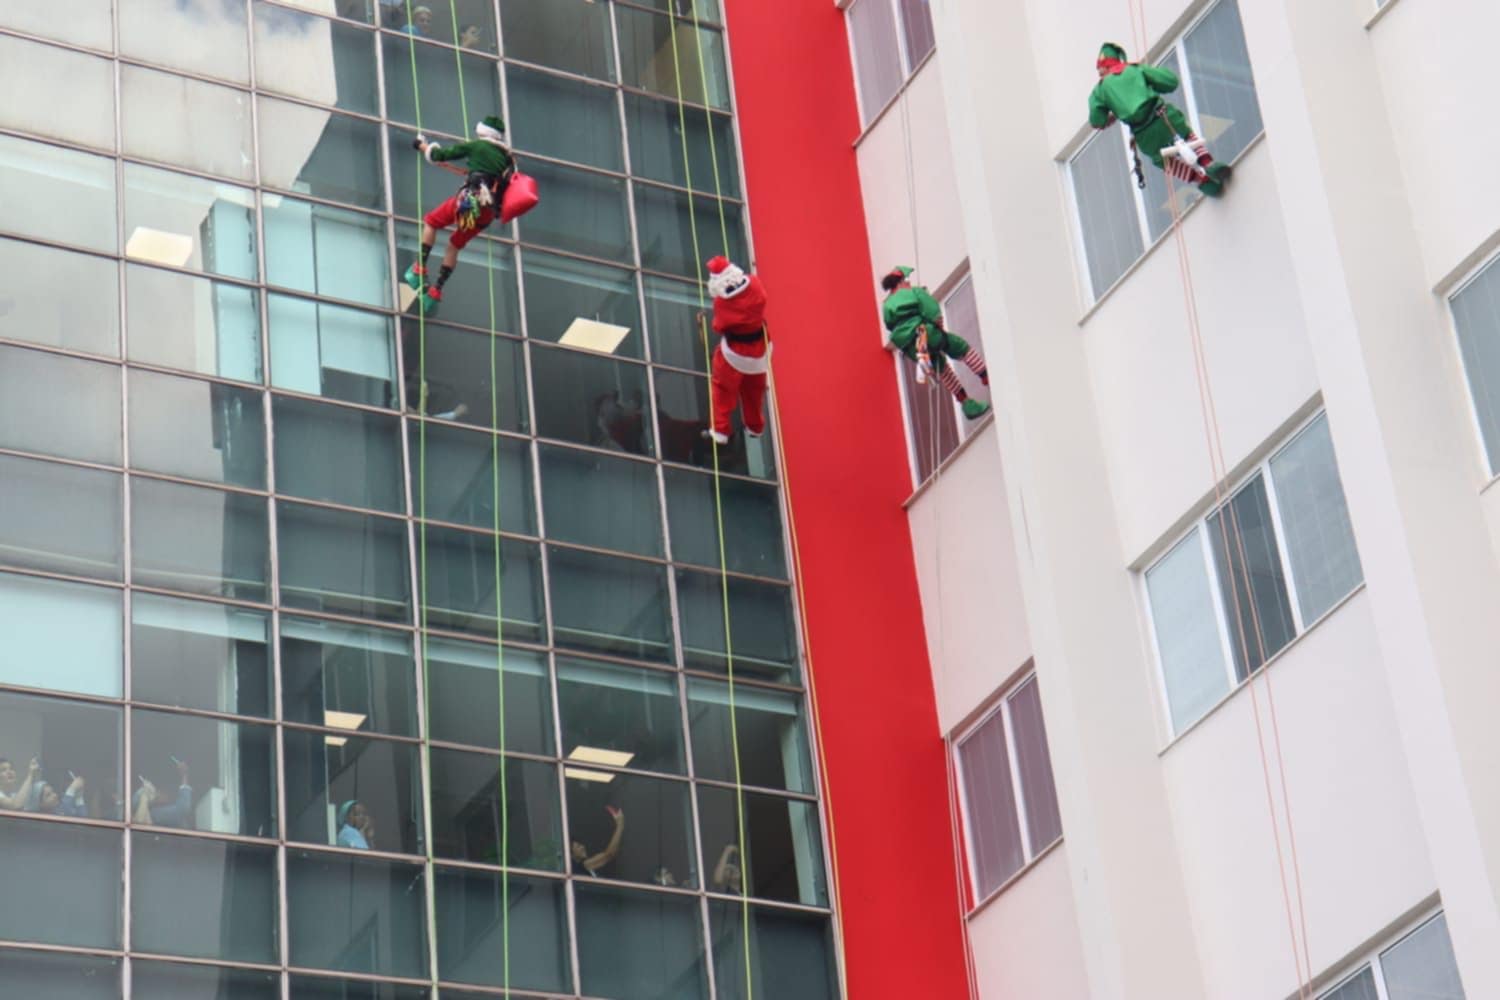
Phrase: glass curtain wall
[{"left": 0, "top": 2, "right": 836, "bottom": 997}]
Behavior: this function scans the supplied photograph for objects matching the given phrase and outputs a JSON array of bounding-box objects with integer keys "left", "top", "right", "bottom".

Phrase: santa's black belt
[{"left": 722, "top": 329, "right": 766, "bottom": 345}]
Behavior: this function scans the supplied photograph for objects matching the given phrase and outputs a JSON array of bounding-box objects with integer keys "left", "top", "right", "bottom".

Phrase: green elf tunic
[
  {"left": 1087, "top": 44, "right": 1191, "bottom": 170},
  {"left": 428, "top": 136, "right": 513, "bottom": 179},
  {"left": 882, "top": 284, "right": 973, "bottom": 371}
]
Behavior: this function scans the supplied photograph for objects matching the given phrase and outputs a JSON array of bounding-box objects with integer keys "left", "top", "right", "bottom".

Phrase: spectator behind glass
[
  {"left": 133, "top": 758, "right": 194, "bottom": 829},
  {"left": 459, "top": 23, "right": 483, "bottom": 48},
  {"left": 0, "top": 756, "right": 41, "bottom": 811},
  {"left": 337, "top": 800, "right": 376, "bottom": 850},
  {"left": 571, "top": 805, "right": 625, "bottom": 876},
  {"left": 401, "top": 5, "right": 433, "bottom": 35}
]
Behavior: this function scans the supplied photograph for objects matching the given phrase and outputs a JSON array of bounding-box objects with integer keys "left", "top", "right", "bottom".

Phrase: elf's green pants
[
  {"left": 1130, "top": 102, "right": 1192, "bottom": 169},
  {"left": 894, "top": 327, "right": 972, "bottom": 370}
]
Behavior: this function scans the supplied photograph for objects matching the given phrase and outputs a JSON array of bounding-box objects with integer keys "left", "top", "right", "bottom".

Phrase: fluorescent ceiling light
[
  {"left": 324, "top": 734, "right": 348, "bottom": 748},
  {"left": 125, "top": 227, "right": 194, "bottom": 268},
  {"left": 324, "top": 710, "right": 368, "bottom": 732},
  {"left": 559, "top": 318, "right": 630, "bottom": 355},
  {"left": 567, "top": 746, "right": 634, "bottom": 768},
  {"left": 564, "top": 767, "right": 617, "bottom": 783}
]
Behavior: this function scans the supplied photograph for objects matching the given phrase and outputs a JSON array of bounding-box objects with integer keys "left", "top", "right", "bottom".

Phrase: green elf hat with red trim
[
  {"left": 880, "top": 265, "right": 914, "bottom": 291},
  {"left": 1097, "top": 42, "right": 1128, "bottom": 74}
]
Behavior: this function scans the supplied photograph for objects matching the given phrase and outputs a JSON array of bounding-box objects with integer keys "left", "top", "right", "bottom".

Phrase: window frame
[
  {"left": 893, "top": 270, "right": 986, "bottom": 489},
  {"left": 1316, "top": 909, "right": 1458, "bottom": 1000},
  {"left": 842, "top": 0, "right": 936, "bottom": 128},
  {"left": 1447, "top": 250, "right": 1500, "bottom": 480},
  {"left": 951, "top": 669, "right": 1063, "bottom": 908}
]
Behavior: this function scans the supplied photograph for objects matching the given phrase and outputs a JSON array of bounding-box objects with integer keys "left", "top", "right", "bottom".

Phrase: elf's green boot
[
  {"left": 404, "top": 263, "right": 427, "bottom": 292},
  {"left": 961, "top": 398, "right": 991, "bottom": 421}
]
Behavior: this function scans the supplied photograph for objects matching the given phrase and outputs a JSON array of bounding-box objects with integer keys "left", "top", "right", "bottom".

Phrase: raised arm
[
  {"left": 0, "top": 758, "right": 41, "bottom": 811},
  {"left": 1142, "top": 63, "right": 1180, "bottom": 94},
  {"left": 584, "top": 806, "right": 626, "bottom": 873},
  {"left": 1088, "top": 86, "right": 1116, "bottom": 129}
]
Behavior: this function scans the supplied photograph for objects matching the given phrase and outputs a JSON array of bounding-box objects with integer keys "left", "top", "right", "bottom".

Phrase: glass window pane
[
  {"left": 392, "top": 221, "right": 520, "bottom": 332},
  {"left": 254, "top": 3, "right": 380, "bottom": 116},
  {"left": 259, "top": 99, "right": 387, "bottom": 211},
  {"left": 687, "top": 679, "right": 813, "bottom": 794},
  {"left": 617, "top": 8, "right": 729, "bottom": 110},
  {"left": 269, "top": 294, "right": 397, "bottom": 406},
  {"left": 698, "top": 786, "right": 827, "bottom": 905},
  {"left": 0, "top": 345, "right": 120, "bottom": 465},
  {"left": 1146, "top": 529, "right": 1231, "bottom": 731},
  {"left": 0, "top": 134, "right": 117, "bottom": 253},
  {"left": 540, "top": 445, "right": 662, "bottom": 557},
  {"left": 0, "top": 455, "right": 123, "bottom": 580},
  {"left": 0, "top": 949, "right": 118, "bottom": 1000},
  {"left": 1071, "top": 131, "right": 1144, "bottom": 299},
  {"left": 264, "top": 198, "right": 389, "bottom": 308},
  {"left": 419, "top": 528, "right": 543, "bottom": 641},
  {"left": 677, "top": 570, "right": 797, "bottom": 682},
  {"left": 273, "top": 396, "right": 403, "bottom": 512},
  {"left": 121, "top": 65, "right": 254, "bottom": 182},
  {"left": 431, "top": 749, "right": 562, "bottom": 869},
  {"left": 643, "top": 274, "right": 707, "bottom": 371},
  {"left": 500, "top": 0, "right": 614, "bottom": 81},
  {"left": 284, "top": 731, "right": 423, "bottom": 855},
  {"left": 130, "top": 708, "right": 277, "bottom": 837},
  {"left": 1008, "top": 678, "right": 1063, "bottom": 854},
  {"left": 1207, "top": 475, "right": 1296, "bottom": 678},
  {"left": 282, "top": 616, "right": 417, "bottom": 737},
  {"left": 126, "top": 265, "right": 263, "bottom": 383},
  {"left": 1380, "top": 914, "right": 1465, "bottom": 1000},
  {"left": 1270, "top": 414, "right": 1364, "bottom": 624},
  {"left": 0, "top": 689, "right": 122, "bottom": 819},
  {"left": 1323, "top": 968, "right": 1381, "bottom": 1000},
  {"left": 625, "top": 93, "right": 740, "bottom": 199},
  {"left": 665, "top": 468, "right": 786, "bottom": 578},
  {"left": 1184, "top": 0, "right": 1263, "bottom": 165},
  {"left": 899, "top": 348, "right": 961, "bottom": 484},
  {"left": 566, "top": 772, "right": 694, "bottom": 888},
  {"left": 130, "top": 478, "right": 269, "bottom": 601},
  {"left": 132, "top": 833, "right": 279, "bottom": 963},
  {"left": 523, "top": 250, "right": 642, "bottom": 357},
  {"left": 382, "top": 35, "right": 501, "bottom": 139},
  {"left": 133, "top": 961, "right": 279, "bottom": 1000},
  {"left": 654, "top": 371, "right": 775, "bottom": 478},
  {"left": 518, "top": 159, "right": 631, "bottom": 261},
  {"left": 132, "top": 593, "right": 272, "bottom": 718},
  {"left": 0, "top": 5, "right": 112, "bottom": 49},
  {"left": 711, "top": 906, "right": 838, "bottom": 1000},
  {"left": 123, "top": 163, "right": 259, "bottom": 281},
  {"left": 120, "top": 0, "right": 250, "bottom": 83},
  {"left": 427, "top": 640, "right": 553, "bottom": 755},
  {"left": 636, "top": 0, "right": 722, "bottom": 18},
  {"left": 508, "top": 65, "right": 623, "bottom": 172},
  {"left": 1453, "top": 258, "right": 1500, "bottom": 472},
  {"left": 278, "top": 503, "right": 412, "bottom": 622},
  {"left": 409, "top": 422, "right": 537, "bottom": 535},
  {"left": 0, "top": 35, "right": 115, "bottom": 150},
  {"left": 399, "top": 320, "right": 527, "bottom": 432},
  {"left": 435, "top": 868, "right": 571, "bottom": 993},
  {"left": 129, "top": 369, "right": 267, "bottom": 488},
  {"left": 558, "top": 658, "right": 683, "bottom": 775},
  {"left": 848, "top": 0, "right": 903, "bottom": 122},
  {"left": 1140, "top": 52, "right": 1199, "bottom": 240},
  {"left": 0, "top": 817, "right": 120, "bottom": 949},
  {"left": 635, "top": 183, "right": 747, "bottom": 279},
  {"left": 530, "top": 345, "right": 652, "bottom": 454},
  {"left": 575, "top": 883, "right": 709, "bottom": 1000},
  {"left": 899, "top": 0, "right": 936, "bottom": 66},
  {"left": 550, "top": 548, "right": 671, "bottom": 662},
  {"left": 957, "top": 711, "right": 1024, "bottom": 896},
  {"left": 286, "top": 850, "right": 429, "bottom": 980},
  {"left": 0, "top": 572, "right": 121, "bottom": 698},
  {"left": 290, "top": 977, "right": 428, "bottom": 1000},
  {"left": 0, "top": 238, "right": 118, "bottom": 357}
]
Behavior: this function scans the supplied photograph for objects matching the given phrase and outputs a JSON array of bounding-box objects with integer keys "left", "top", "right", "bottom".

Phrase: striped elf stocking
[
  {"left": 959, "top": 348, "right": 988, "bottom": 386},
  {"left": 937, "top": 365, "right": 968, "bottom": 402}
]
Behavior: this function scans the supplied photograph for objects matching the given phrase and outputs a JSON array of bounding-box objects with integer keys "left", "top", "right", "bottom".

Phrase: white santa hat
[{"left": 706, "top": 255, "right": 749, "bottom": 299}]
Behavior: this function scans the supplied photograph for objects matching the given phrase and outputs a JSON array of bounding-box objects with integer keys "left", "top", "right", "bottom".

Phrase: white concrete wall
[{"left": 967, "top": 844, "right": 1092, "bottom": 1000}]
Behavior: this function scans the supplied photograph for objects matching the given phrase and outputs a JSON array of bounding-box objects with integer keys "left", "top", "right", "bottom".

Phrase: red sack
[{"left": 500, "top": 172, "right": 539, "bottom": 223}]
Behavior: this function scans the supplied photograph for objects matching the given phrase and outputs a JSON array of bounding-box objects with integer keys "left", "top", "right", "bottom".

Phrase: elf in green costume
[
  {"left": 881, "top": 266, "right": 991, "bottom": 421},
  {"left": 405, "top": 115, "right": 516, "bottom": 311},
  {"left": 1088, "top": 42, "right": 1231, "bottom": 197}
]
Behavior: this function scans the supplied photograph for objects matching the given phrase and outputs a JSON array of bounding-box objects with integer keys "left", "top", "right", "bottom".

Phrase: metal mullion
[
  {"left": 260, "top": 182, "right": 392, "bottom": 225},
  {"left": 0, "top": 810, "right": 126, "bottom": 835},
  {"left": 0, "top": 679, "right": 125, "bottom": 707},
  {"left": 122, "top": 355, "right": 266, "bottom": 393},
  {"left": 659, "top": 452, "right": 780, "bottom": 489},
  {"left": 701, "top": 891, "right": 831, "bottom": 918},
  {"left": 424, "top": 737, "right": 556, "bottom": 767},
  {"left": 285, "top": 965, "right": 435, "bottom": 988},
  {"left": 0, "top": 445, "right": 123, "bottom": 476},
  {"left": 678, "top": 667, "right": 806, "bottom": 697},
  {"left": 115, "top": 54, "right": 254, "bottom": 103},
  {"left": 501, "top": 54, "right": 617, "bottom": 92},
  {"left": 255, "top": 87, "right": 388, "bottom": 130},
  {"left": 612, "top": 0, "right": 725, "bottom": 31},
  {"left": 270, "top": 490, "right": 408, "bottom": 523},
  {"left": 517, "top": 238, "right": 651, "bottom": 283},
  {"left": 112, "top": 822, "right": 281, "bottom": 852},
  {"left": 0, "top": 940, "right": 125, "bottom": 960},
  {"left": 276, "top": 601, "right": 417, "bottom": 635},
  {"left": 534, "top": 431, "right": 661, "bottom": 468},
  {"left": 694, "top": 776, "right": 818, "bottom": 803},
  {"left": 130, "top": 700, "right": 274, "bottom": 729},
  {"left": 1198, "top": 519, "right": 1243, "bottom": 691},
  {"left": 0, "top": 565, "right": 127, "bottom": 597},
  {"left": 997, "top": 695, "right": 1034, "bottom": 861},
  {"left": 1258, "top": 457, "right": 1307, "bottom": 635},
  {"left": 0, "top": 24, "right": 113, "bottom": 59},
  {"left": 279, "top": 719, "right": 424, "bottom": 747},
  {"left": 125, "top": 467, "right": 272, "bottom": 501},
  {"left": 414, "top": 511, "right": 542, "bottom": 547},
  {"left": 126, "top": 951, "right": 281, "bottom": 974},
  {"left": 258, "top": 0, "right": 377, "bottom": 30},
  {"left": 267, "top": 383, "right": 404, "bottom": 420},
  {"left": 625, "top": 169, "right": 746, "bottom": 208}
]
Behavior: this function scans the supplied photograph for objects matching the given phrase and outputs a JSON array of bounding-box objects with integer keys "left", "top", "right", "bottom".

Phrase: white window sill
[
  {"left": 965, "top": 836, "right": 1065, "bottom": 920},
  {"left": 1365, "top": 0, "right": 1404, "bottom": 30}
]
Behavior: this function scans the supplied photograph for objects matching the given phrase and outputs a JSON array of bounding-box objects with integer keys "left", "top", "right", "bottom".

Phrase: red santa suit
[{"left": 705, "top": 256, "right": 770, "bottom": 445}]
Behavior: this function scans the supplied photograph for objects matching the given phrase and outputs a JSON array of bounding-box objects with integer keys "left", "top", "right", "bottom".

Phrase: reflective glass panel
[
  {"left": 0, "top": 690, "right": 122, "bottom": 819},
  {"left": 1141, "top": 53, "right": 1197, "bottom": 240},
  {"left": 500, "top": 0, "right": 615, "bottom": 82},
  {"left": 575, "top": 883, "right": 709, "bottom": 1000},
  {"left": 121, "top": 65, "right": 255, "bottom": 182},
  {"left": 558, "top": 658, "right": 683, "bottom": 775},
  {"left": 617, "top": 8, "right": 729, "bottom": 110},
  {"left": 1147, "top": 528, "right": 1232, "bottom": 732},
  {"left": 290, "top": 977, "right": 428, "bottom": 1000},
  {"left": 0, "top": 238, "right": 119, "bottom": 357},
  {"left": 642, "top": 274, "right": 707, "bottom": 371},
  {"left": 507, "top": 65, "right": 623, "bottom": 171},
  {"left": 381, "top": 35, "right": 501, "bottom": 139},
  {"left": 0, "top": 5, "right": 112, "bottom": 49},
  {"left": 120, "top": 0, "right": 250, "bottom": 83},
  {"left": 549, "top": 548, "right": 671, "bottom": 662},
  {"left": 123, "top": 162, "right": 258, "bottom": 281},
  {"left": 0, "top": 344, "right": 121, "bottom": 465},
  {"left": 1184, "top": 0, "right": 1263, "bottom": 165},
  {"left": 635, "top": 183, "right": 747, "bottom": 278},
  {"left": 1380, "top": 913, "right": 1465, "bottom": 1000},
  {"left": 128, "top": 369, "right": 267, "bottom": 488},
  {"left": 518, "top": 159, "right": 631, "bottom": 262},
  {"left": 566, "top": 772, "right": 694, "bottom": 888},
  {"left": 539, "top": 445, "right": 662, "bottom": 557},
  {"left": 126, "top": 265, "right": 263, "bottom": 383},
  {"left": 269, "top": 294, "right": 397, "bottom": 406},
  {"left": 259, "top": 99, "right": 387, "bottom": 211},
  {"left": 273, "top": 395, "right": 404, "bottom": 512},
  {"left": 0, "top": 34, "right": 115, "bottom": 151},
  {"left": 284, "top": 730, "right": 423, "bottom": 855},
  {"left": 133, "top": 961, "right": 280, "bottom": 1000},
  {"left": 0, "top": 949, "right": 118, "bottom": 1000},
  {"left": 132, "top": 593, "right": 272, "bottom": 718},
  {"left": 624, "top": 93, "right": 740, "bottom": 199},
  {"left": 1207, "top": 474, "right": 1296, "bottom": 679},
  {"left": 282, "top": 616, "right": 418, "bottom": 738},
  {"left": 264, "top": 197, "right": 389, "bottom": 308},
  {"left": 665, "top": 468, "right": 787, "bottom": 577},
  {"left": 523, "top": 250, "right": 641, "bottom": 357},
  {"left": 130, "top": 708, "right": 277, "bottom": 838},
  {"left": 1269, "top": 413, "right": 1364, "bottom": 624},
  {"left": 1324, "top": 969, "right": 1380, "bottom": 1000},
  {"left": 958, "top": 708, "right": 1024, "bottom": 894},
  {"left": 419, "top": 528, "right": 544, "bottom": 642},
  {"left": 392, "top": 223, "right": 520, "bottom": 332},
  {"left": 653, "top": 369, "right": 774, "bottom": 477},
  {"left": 277, "top": 503, "right": 411, "bottom": 622},
  {"left": 399, "top": 321, "right": 527, "bottom": 432},
  {"left": 687, "top": 679, "right": 813, "bottom": 794},
  {"left": 529, "top": 345, "right": 652, "bottom": 455},
  {"left": 1070, "top": 130, "right": 1142, "bottom": 299},
  {"left": 0, "top": 572, "right": 122, "bottom": 698},
  {"left": 677, "top": 570, "right": 797, "bottom": 681},
  {"left": 0, "top": 455, "right": 123, "bottom": 580},
  {"left": 130, "top": 478, "right": 270, "bottom": 602},
  {"left": 0, "top": 134, "right": 117, "bottom": 253},
  {"left": 408, "top": 422, "right": 537, "bottom": 535},
  {"left": 426, "top": 640, "right": 553, "bottom": 755},
  {"left": 710, "top": 905, "right": 838, "bottom": 1000},
  {"left": 430, "top": 749, "right": 561, "bottom": 870},
  {"left": 132, "top": 832, "right": 279, "bottom": 963},
  {"left": 434, "top": 869, "right": 570, "bottom": 993},
  {"left": 254, "top": 3, "right": 380, "bottom": 116},
  {"left": 698, "top": 786, "right": 826, "bottom": 905},
  {"left": 0, "top": 817, "right": 120, "bottom": 949},
  {"left": 285, "top": 850, "right": 429, "bottom": 979}
]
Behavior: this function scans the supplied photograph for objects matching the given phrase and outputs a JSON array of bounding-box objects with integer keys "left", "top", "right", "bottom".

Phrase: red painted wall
[{"left": 721, "top": 3, "right": 972, "bottom": 996}]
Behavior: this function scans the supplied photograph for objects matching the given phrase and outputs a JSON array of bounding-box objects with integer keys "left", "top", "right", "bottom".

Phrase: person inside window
[
  {"left": 133, "top": 758, "right": 194, "bottom": 829},
  {"left": 711, "top": 844, "right": 742, "bottom": 894},
  {"left": 571, "top": 805, "right": 625, "bottom": 876},
  {"left": 337, "top": 800, "right": 377, "bottom": 850},
  {"left": 401, "top": 5, "right": 433, "bottom": 35},
  {"left": 0, "top": 756, "right": 40, "bottom": 811},
  {"left": 459, "top": 23, "right": 484, "bottom": 49}
]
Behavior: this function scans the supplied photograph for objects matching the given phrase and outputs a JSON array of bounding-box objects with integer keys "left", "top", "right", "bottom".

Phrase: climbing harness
[{"left": 914, "top": 326, "right": 933, "bottom": 385}]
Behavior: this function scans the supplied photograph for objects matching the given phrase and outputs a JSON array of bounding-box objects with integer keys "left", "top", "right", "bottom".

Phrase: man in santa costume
[
  {"left": 880, "top": 266, "right": 990, "bottom": 421},
  {"left": 704, "top": 255, "right": 770, "bottom": 446}
]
